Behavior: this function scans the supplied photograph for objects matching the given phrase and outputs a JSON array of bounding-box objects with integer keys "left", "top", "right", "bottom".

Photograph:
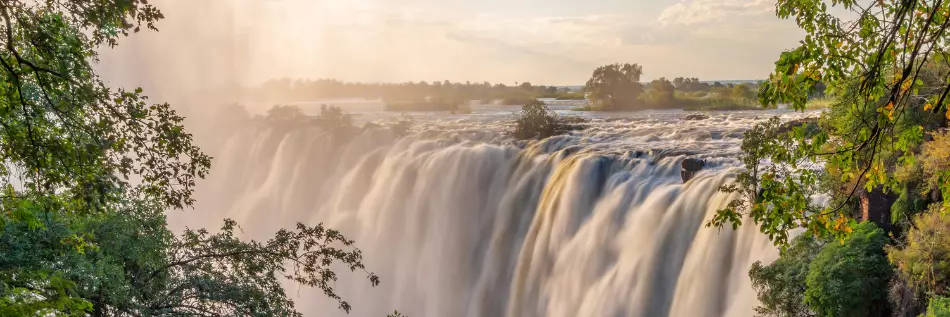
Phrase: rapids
[{"left": 173, "top": 103, "right": 817, "bottom": 317}]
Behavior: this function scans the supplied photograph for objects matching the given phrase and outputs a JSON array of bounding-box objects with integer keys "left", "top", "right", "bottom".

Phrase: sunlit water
[{"left": 172, "top": 101, "right": 817, "bottom": 317}]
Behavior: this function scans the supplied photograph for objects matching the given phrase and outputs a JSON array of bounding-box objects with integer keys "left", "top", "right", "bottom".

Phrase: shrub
[
  {"left": 749, "top": 222, "right": 893, "bottom": 317},
  {"left": 512, "top": 100, "right": 569, "bottom": 140},
  {"left": 315, "top": 104, "right": 353, "bottom": 132},
  {"left": 924, "top": 297, "right": 950, "bottom": 317},
  {"left": 888, "top": 206, "right": 950, "bottom": 297},
  {"left": 805, "top": 222, "right": 892, "bottom": 317},
  {"left": 749, "top": 234, "right": 823, "bottom": 317}
]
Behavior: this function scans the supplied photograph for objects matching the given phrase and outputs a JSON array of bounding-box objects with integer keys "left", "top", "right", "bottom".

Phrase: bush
[
  {"left": 924, "top": 297, "right": 950, "bottom": 317},
  {"left": 512, "top": 100, "right": 570, "bottom": 140},
  {"left": 888, "top": 207, "right": 950, "bottom": 298},
  {"left": 805, "top": 222, "right": 892, "bottom": 317},
  {"left": 749, "top": 234, "right": 823, "bottom": 317},
  {"left": 749, "top": 222, "right": 893, "bottom": 317},
  {"left": 314, "top": 104, "right": 353, "bottom": 132}
]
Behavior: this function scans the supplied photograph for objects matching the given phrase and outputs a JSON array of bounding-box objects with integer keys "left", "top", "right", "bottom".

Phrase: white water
[{"left": 173, "top": 104, "right": 816, "bottom": 317}]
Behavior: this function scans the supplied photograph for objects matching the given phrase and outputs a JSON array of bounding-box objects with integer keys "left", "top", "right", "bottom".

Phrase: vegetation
[
  {"left": 749, "top": 234, "right": 822, "bottom": 317},
  {"left": 708, "top": 0, "right": 950, "bottom": 315},
  {"left": 0, "top": 1, "right": 390, "bottom": 316},
  {"left": 888, "top": 209, "right": 950, "bottom": 299},
  {"left": 512, "top": 100, "right": 577, "bottom": 140},
  {"left": 580, "top": 64, "right": 774, "bottom": 111},
  {"left": 584, "top": 63, "right": 644, "bottom": 110},
  {"left": 924, "top": 297, "right": 950, "bottom": 317},
  {"left": 749, "top": 223, "right": 891, "bottom": 317},
  {"left": 804, "top": 222, "right": 892, "bottom": 317},
  {"left": 244, "top": 78, "right": 582, "bottom": 111}
]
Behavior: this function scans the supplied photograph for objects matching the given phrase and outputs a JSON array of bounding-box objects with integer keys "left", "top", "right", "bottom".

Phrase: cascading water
[{"left": 172, "top": 104, "right": 816, "bottom": 317}]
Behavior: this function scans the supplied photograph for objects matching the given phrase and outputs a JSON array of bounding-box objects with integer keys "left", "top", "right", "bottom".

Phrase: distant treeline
[
  {"left": 239, "top": 79, "right": 585, "bottom": 110},
  {"left": 238, "top": 71, "right": 827, "bottom": 112}
]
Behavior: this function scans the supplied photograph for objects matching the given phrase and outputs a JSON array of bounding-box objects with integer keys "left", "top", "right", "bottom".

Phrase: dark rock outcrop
[
  {"left": 856, "top": 187, "right": 898, "bottom": 233},
  {"left": 683, "top": 114, "right": 709, "bottom": 121},
  {"left": 681, "top": 158, "right": 705, "bottom": 182}
]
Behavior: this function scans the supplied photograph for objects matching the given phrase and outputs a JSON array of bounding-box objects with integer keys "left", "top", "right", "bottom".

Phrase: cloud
[{"left": 657, "top": 0, "right": 774, "bottom": 26}]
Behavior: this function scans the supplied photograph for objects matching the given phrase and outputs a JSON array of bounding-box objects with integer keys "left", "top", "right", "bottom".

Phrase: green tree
[
  {"left": 711, "top": 0, "right": 950, "bottom": 246},
  {"left": 749, "top": 234, "right": 823, "bottom": 317},
  {"left": 512, "top": 100, "right": 569, "bottom": 140},
  {"left": 642, "top": 77, "right": 675, "bottom": 107},
  {"left": 804, "top": 222, "right": 892, "bottom": 317},
  {"left": 748, "top": 223, "right": 893, "bottom": 317},
  {"left": 888, "top": 207, "right": 950, "bottom": 299},
  {"left": 924, "top": 297, "right": 950, "bottom": 317},
  {"left": 732, "top": 83, "right": 755, "bottom": 101},
  {"left": 584, "top": 63, "right": 644, "bottom": 110},
  {"left": 0, "top": 1, "right": 380, "bottom": 316}
]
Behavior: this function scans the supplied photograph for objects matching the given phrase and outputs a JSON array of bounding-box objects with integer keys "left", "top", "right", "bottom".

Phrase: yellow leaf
[
  {"left": 835, "top": 42, "right": 843, "bottom": 49},
  {"left": 925, "top": 103, "right": 934, "bottom": 111},
  {"left": 946, "top": 108, "right": 950, "bottom": 120}
]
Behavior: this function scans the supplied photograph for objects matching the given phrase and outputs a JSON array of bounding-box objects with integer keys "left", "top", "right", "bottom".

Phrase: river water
[{"left": 173, "top": 102, "right": 816, "bottom": 317}]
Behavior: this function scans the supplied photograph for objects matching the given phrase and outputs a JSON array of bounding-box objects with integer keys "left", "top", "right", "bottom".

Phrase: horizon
[{"left": 97, "top": 0, "right": 803, "bottom": 96}]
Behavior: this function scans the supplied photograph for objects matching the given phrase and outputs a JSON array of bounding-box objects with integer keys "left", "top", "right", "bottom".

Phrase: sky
[{"left": 98, "top": 0, "right": 807, "bottom": 91}]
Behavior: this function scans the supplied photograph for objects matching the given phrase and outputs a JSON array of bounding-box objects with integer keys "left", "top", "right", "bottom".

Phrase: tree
[
  {"left": 804, "top": 222, "right": 892, "bottom": 317},
  {"left": 642, "top": 77, "right": 675, "bottom": 107},
  {"left": 749, "top": 223, "right": 892, "bottom": 317},
  {"left": 584, "top": 63, "right": 644, "bottom": 110},
  {"left": 888, "top": 207, "right": 950, "bottom": 301},
  {"left": 732, "top": 83, "right": 755, "bottom": 100},
  {"left": 923, "top": 297, "right": 950, "bottom": 317},
  {"left": 0, "top": 1, "right": 379, "bottom": 316},
  {"left": 749, "top": 234, "right": 823, "bottom": 317},
  {"left": 512, "top": 100, "right": 569, "bottom": 140},
  {"left": 711, "top": 0, "right": 950, "bottom": 246}
]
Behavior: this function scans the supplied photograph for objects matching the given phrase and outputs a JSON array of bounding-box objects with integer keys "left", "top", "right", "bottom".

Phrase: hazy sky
[{"left": 99, "top": 0, "right": 806, "bottom": 89}]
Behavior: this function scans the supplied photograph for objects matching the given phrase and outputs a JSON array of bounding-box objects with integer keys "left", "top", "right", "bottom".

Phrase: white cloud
[
  {"left": 657, "top": 0, "right": 774, "bottom": 26},
  {"left": 100, "top": 0, "right": 804, "bottom": 88}
]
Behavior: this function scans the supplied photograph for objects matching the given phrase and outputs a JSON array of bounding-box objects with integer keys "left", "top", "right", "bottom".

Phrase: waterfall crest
[{"left": 178, "top": 110, "right": 796, "bottom": 317}]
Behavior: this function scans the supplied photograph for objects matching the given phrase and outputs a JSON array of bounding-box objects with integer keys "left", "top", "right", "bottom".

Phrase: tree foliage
[
  {"left": 712, "top": 0, "right": 950, "bottom": 246},
  {"left": 749, "top": 223, "right": 892, "bottom": 317},
  {"left": 804, "top": 222, "right": 892, "bottom": 317},
  {"left": 642, "top": 77, "right": 675, "bottom": 107},
  {"left": 0, "top": 1, "right": 380, "bottom": 316},
  {"left": 888, "top": 207, "right": 950, "bottom": 299},
  {"left": 924, "top": 296, "right": 950, "bottom": 317},
  {"left": 512, "top": 100, "right": 573, "bottom": 140},
  {"left": 749, "top": 234, "right": 823, "bottom": 317},
  {"left": 584, "top": 63, "right": 644, "bottom": 110}
]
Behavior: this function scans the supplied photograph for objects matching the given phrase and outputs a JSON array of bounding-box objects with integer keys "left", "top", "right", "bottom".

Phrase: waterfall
[{"left": 176, "top": 110, "right": 792, "bottom": 317}]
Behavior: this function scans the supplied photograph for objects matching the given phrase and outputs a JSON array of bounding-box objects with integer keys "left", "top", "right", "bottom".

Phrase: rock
[
  {"left": 857, "top": 186, "right": 898, "bottom": 233},
  {"left": 681, "top": 158, "right": 705, "bottom": 182},
  {"left": 683, "top": 114, "right": 709, "bottom": 121}
]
